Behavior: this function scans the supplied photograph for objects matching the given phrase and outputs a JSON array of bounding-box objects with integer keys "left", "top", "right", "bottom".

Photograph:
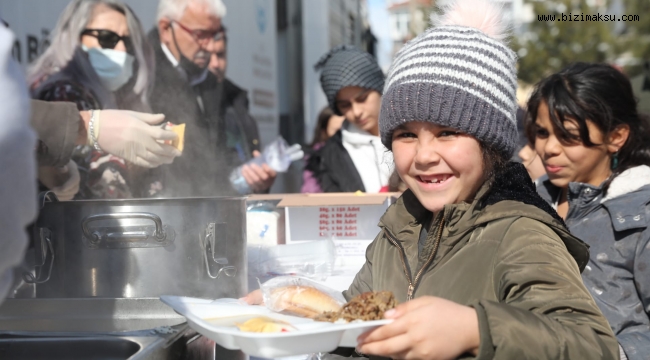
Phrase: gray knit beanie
[
  {"left": 380, "top": 0, "right": 519, "bottom": 157},
  {"left": 315, "top": 45, "right": 385, "bottom": 115}
]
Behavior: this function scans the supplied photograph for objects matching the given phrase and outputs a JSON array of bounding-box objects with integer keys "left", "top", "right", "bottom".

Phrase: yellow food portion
[
  {"left": 235, "top": 316, "right": 294, "bottom": 333},
  {"left": 170, "top": 123, "right": 185, "bottom": 152}
]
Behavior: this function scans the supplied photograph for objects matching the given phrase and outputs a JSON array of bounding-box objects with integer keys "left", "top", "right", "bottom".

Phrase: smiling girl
[
  {"left": 338, "top": 1, "right": 618, "bottom": 359},
  {"left": 528, "top": 62, "right": 650, "bottom": 360},
  {"left": 243, "top": 1, "right": 619, "bottom": 358}
]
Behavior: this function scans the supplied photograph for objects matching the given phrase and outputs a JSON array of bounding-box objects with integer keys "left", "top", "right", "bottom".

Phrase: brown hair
[
  {"left": 481, "top": 142, "right": 509, "bottom": 184},
  {"left": 309, "top": 106, "right": 337, "bottom": 147}
]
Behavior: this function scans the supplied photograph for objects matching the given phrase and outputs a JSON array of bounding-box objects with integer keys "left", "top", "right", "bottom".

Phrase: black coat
[
  {"left": 305, "top": 129, "right": 365, "bottom": 192},
  {"left": 221, "top": 78, "right": 261, "bottom": 162},
  {"left": 146, "top": 29, "right": 235, "bottom": 197}
]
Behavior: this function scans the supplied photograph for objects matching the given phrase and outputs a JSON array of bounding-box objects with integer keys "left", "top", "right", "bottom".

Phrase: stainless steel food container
[{"left": 25, "top": 195, "right": 246, "bottom": 299}]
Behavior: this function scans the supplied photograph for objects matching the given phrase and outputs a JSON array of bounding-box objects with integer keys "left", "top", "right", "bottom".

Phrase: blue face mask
[{"left": 82, "top": 45, "right": 134, "bottom": 91}]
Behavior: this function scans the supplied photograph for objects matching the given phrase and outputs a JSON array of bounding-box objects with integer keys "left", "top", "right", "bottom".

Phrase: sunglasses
[{"left": 81, "top": 29, "right": 133, "bottom": 52}]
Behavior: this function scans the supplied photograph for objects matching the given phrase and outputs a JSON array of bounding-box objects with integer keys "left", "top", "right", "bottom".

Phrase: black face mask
[{"left": 170, "top": 25, "right": 209, "bottom": 86}]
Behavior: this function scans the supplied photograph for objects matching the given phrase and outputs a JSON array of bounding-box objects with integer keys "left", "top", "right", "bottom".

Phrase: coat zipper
[
  {"left": 411, "top": 214, "right": 445, "bottom": 298},
  {"left": 384, "top": 212, "right": 446, "bottom": 301},
  {"left": 384, "top": 230, "right": 413, "bottom": 298}
]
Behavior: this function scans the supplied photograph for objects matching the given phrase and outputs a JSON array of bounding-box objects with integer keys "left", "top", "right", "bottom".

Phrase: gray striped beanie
[
  {"left": 380, "top": 17, "right": 518, "bottom": 157},
  {"left": 315, "top": 45, "right": 385, "bottom": 115}
]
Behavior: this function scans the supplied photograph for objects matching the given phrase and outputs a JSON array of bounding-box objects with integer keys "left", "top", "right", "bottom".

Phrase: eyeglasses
[
  {"left": 172, "top": 21, "right": 226, "bottom": 46},
  {"left": 81, "top": 29, "right": 133, "bottom": 52}
]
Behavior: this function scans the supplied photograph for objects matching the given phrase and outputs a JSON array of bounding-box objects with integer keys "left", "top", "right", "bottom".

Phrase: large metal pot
[{"left": 25, "top": 194, "right": 246, "bottom": 299}]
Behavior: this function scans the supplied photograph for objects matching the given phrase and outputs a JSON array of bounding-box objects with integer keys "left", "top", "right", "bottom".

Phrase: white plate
[{"left": 160, "top": 295, "right": 391, "bottom": 358}]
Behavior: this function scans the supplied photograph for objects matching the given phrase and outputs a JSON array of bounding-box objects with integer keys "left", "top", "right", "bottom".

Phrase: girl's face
[
  {"left": 533, "top": 101, "right": 612, "bottom": 188},
  {"left": 335, "top": 87, "right": 381, "bottom": 136},
  {"left": 392, "top": 121, "right": 485, "bottom": 213}
]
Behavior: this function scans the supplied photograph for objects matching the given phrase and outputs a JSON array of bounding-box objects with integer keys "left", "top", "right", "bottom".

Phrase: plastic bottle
[{"left": 229, "top": 137, "right": 304, "bottom": 194}]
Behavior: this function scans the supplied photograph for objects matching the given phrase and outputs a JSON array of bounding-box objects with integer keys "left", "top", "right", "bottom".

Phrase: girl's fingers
[
  {"left": 357, "top": 333, "right": 412, "bottom": 359},
  {"left": 358, "top": 316, "right": 410, "bottom": 344},
  {"left": 386, "top": 296, "right": 436, "bottom": 319},
  {"left": 240, "top": 289, "right": 263, "bottom": 305}
]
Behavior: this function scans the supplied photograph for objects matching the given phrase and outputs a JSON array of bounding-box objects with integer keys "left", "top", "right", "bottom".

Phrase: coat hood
[
  {"left": 537, "top": 165, "right": 650, "bottom": 233},
  {"left": 379, "top": 162, "right": 590, "bottom": 270},
  {"left": 537, "top": 165, "right": 650, "bottom": 204},
  {"left": 601, "top": 165, "right": 650, "bottom": 202}
]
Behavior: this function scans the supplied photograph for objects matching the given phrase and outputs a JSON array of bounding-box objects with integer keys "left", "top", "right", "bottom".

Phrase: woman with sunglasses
[{"left": 29, "top": 0, "right": 170, "bottom": 199}]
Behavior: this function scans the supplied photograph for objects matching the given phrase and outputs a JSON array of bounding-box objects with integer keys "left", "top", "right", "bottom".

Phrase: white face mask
[{"left": 82, "top": 45, "right": 134, "bottom": 91}]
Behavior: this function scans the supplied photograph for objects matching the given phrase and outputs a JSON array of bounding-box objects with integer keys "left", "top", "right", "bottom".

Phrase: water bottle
[
  {"left": 229, "top": 166, "right": 254, "bottom": 194},
  {"left": 229, "top": 137, "right": 304, "bottom": 194}
]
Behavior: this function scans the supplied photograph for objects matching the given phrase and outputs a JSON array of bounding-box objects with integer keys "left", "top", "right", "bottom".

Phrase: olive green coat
[{"left": 343, "top": 185, "right": 619, "bottom": 360}]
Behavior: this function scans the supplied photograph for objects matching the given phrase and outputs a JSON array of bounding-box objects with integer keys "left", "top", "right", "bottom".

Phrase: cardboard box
[
  {"left": 247, "top": 193, "right": 399, "bottom": 291},
  {"left": 280, "top": 193, "right": 396, "bottom": 242},
  {"left": 248, "top": 192, "right": 398, "bottom": 245},
  {"left": 279, "top": 193, "right": 398, "bottom": 290}
]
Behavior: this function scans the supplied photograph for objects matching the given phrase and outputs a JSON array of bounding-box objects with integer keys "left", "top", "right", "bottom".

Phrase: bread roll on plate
[{"left": 271, "top": 286, "right": 342, "bottom": 318}]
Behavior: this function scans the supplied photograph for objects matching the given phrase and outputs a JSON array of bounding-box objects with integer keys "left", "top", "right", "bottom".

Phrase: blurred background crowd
[{"left": 1, "top": 0, "right": 648, "bottom": 199}]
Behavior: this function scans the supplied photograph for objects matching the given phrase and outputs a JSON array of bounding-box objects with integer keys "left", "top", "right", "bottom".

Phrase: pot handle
[
  {"left": 82, "top": 212, "right": 168, "bottom": 244},
  {"left": 202, "top": 223, "right": 237, "bottom": 280},
  {"left": 23, "top": 228, "right": 55, "bottom": 284}
]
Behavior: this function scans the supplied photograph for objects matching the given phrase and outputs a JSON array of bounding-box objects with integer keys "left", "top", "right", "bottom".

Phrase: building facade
[{"left": 386, "top": 0, "right": 433, "bottom": 56}]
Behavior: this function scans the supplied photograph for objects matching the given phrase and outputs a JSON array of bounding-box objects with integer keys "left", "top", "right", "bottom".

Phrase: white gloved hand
[
  {"left": 93, "top": 110, "right": 181, "bottom": 168},
  {"left": 38, "top": 160, "right": 80, "bottom": 200}
]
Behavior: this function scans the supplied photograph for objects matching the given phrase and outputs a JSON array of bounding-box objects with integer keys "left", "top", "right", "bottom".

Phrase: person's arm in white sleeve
[{"left": 0, "top": 25, "right": 38, "bottom": 303}]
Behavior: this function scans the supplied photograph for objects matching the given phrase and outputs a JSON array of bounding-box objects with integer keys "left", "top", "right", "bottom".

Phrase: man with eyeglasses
[{"left": 147, "top": 0, "right": 274, "bottom": 196}]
